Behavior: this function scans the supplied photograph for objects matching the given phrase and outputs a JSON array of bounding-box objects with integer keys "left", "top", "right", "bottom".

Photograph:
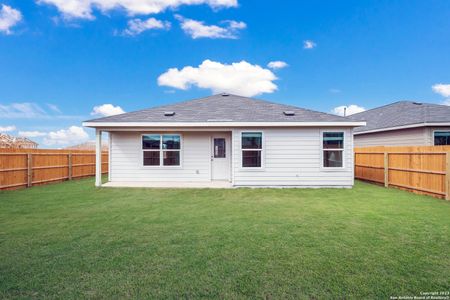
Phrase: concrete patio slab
[{"left": 102, "top": 181, "right": 233, "bottom": 189}]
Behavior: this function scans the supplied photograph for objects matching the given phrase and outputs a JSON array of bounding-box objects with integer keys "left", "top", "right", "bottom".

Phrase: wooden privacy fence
[
  {"left": 355, "top": 146, "right": 450, "bottom": 200},
  {"left": 0, "top": 149, "right": 108, "bottom": 190}
]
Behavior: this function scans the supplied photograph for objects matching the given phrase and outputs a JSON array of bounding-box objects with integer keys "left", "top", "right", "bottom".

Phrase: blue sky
[{"left": 1, "top": 0, "right": 450, "bottom": 147}]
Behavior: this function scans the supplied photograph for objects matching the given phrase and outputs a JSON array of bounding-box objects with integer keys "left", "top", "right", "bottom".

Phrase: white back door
[{"left": 211, "top": 134, "right": 231, "bottom": 181}]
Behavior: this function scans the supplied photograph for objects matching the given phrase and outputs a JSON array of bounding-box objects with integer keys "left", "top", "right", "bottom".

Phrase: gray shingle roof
[
  {"left": 349, "top": 101, "right": 450, "bottom": 133},
  {"left": 86, "top": 94, "right": 351, "bottom": 123}
]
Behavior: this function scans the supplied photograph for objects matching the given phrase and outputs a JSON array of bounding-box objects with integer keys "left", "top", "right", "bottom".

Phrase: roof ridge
[
  {"left": 350, "top": 100, "right": 412, "bottom": 117},
  {"left": 140, "top": 94, "right": 219, "bottom": 110},
  {"left": 351, "top": 100, "right": 450, "bottom": 118},
  {"left": 236, "top": 94, "right": 351, "bottom": 120}
]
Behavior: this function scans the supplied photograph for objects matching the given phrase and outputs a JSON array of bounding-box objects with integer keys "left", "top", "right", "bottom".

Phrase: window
[
  {"left": 142, "top": 134, "right": 181, "bottom": 166},
  {"left": 322, "top": 132, "right": 344, "bottom": 168},
  {"left": 434, "top": 131, "right": 450, "bottom": 145},
  {"left": 214, "top": 138, "right": 226, "bottom": 158},
  {"left": 241, "top": 132, "right": 262, "bottom": 168},
  {"left": 142, "top": 135, "right": 160, "bottom": 166}
]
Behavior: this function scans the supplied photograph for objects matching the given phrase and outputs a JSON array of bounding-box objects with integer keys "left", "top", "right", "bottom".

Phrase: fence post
[
  {"left": 446, "top": 152, "right": 450, "bottom": 201},
  {"left": 384, "top": 152, "right": 389, "bottom": 188},
  {"left": 68, "top": 153, "right": 72, "bottom": 181},
  {"left": 27, "top": 153, "right": 32, "bottom": 188}
]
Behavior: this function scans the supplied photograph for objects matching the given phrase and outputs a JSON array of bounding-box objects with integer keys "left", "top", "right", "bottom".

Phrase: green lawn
[{"left": 0, "top": 179, "right": 449, "bottom": 299}]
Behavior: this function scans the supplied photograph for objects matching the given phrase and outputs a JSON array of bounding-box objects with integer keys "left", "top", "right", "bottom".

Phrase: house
[
  {"left": 0, "top": 133, "right": 38, "bottom": 149},
  {"left": 349, "top": 101, "right": 450, "bottom": 147},
  {"left": 82, "top": 94, "right": 365, "bottom": 188},
  {"left": 64, "top": 140, "right": 109, "bottom": 151}
]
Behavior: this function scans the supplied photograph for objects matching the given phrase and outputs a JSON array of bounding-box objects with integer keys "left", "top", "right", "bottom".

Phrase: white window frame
[
  {"left": 321, "top": 130, "right": 345, "bottom": 170},
  {"left": 433, "top": 130, "right": 450, "bottom": 146},
  {"left": 240, "top": 131, "right": 264, "bottom": 170},
  {"left": 141, "top": 133, "right": 183, "bottom": 168}
]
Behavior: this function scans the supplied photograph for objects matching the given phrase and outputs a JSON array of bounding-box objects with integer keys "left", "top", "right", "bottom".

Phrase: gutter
[{"left": 82, "top": 121, "right": 367, "bottom": 128}]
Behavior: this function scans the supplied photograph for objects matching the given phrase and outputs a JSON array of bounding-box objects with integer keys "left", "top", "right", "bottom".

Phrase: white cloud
[
  {"left": 432, "top": 83, "right": 450, "bottom": 98},
  {"left": 303, "top": 40, "right": 316, "bottom": 49},
  {"left": 329, "top": 88, "right": 341, "bottom": 94},
  {"left": 0, "top": 103, "right": 47, "bottom": 118},
  {"left": 267, "top": 61, "right": 288, "bottom": 70},
  {"left": 157, "top": 59, "right": 278, "bottom": 97},
  {"left": 121, "top": 17, "right": 170, "bottom": 36},
  {"left": 0, "top": 4, "right": 22, "bottom": 35},
  {"left": 18, "top": 131, "right": 47, "bottom": 138},
  {"left": 332, "top": 104, "right": 366, "bottom": 116},
  {"left": 43, "top": 126, "right": 89, "bottom": 146},
  {"left": 37, "top": 0, "right": 238, "bottom": 20},
  {"left": 442, "top": 99, "right": 450, "bottom": 106},
  {"left": 91, "top": 104, "right": 125, "bottom": 116},
  {"left": 0, "top": 125, "right": 16, "bottom": 132},
  {"left": 0, "top": 102, "right": 81, "bottom": 119},
  {"left": 227, "top": 20, "right": 246, "bottom": 29},
  {"left": 46, "top": 103, "right": 62, "bottom": 113},
  {"left": 176, "top": 15, "right": 246, "bottom": 39}
]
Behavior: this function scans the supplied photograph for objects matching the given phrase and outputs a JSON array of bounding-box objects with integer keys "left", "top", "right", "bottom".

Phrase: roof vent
[
  {"left": 164, "top": 111, "right": 175, "bottom": 116},
  {"left": 221, "top": 93, "right": 230, "bottom": 97},
  {"left": 413, "top": 102, "right": 422, "bottom": 105},
  {"left": 283, "top": 111, "right": 295, "bottom": 116}
]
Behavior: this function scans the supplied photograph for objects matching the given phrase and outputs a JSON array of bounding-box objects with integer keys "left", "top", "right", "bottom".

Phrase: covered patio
[{"left": 93, "top": 128, "right": 233, "bottom": 187}]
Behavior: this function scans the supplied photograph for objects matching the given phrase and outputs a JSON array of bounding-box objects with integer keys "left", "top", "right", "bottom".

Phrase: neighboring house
[
  {"left": 65, "top": 141, "right": 109, "bottom": 151},
  {"left": 349, "top": 101, "right": 450, "bottom": 147},
  {"left": 83, "top": 94, "right": 365, "bottom": 188},
  {"left": 0, "top": 133, "right": 38, "bottom": 149}
]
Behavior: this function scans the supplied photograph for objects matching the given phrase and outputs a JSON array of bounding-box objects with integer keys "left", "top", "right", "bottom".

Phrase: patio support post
[{"left": 95, "top": 129, "right": 102, "bottom": 187}]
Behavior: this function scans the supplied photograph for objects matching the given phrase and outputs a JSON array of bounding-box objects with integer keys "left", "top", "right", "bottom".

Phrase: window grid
[
  {"left": 322, "top": 132, "right": 344, "bottom": 168},
  {"left": 241, "top": 132, "right": 263, "bottom": 168},
  {"left": 142, "top": 134, "right": 181, "bottom": 167}
]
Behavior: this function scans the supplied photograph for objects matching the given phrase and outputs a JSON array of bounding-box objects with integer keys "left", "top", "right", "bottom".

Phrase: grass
[{"left": 0, "top": 179, "right": 449, "bottom": 299}]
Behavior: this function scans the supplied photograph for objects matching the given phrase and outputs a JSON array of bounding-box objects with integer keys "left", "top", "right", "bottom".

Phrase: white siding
[
  {"left": 110, "top": 131, "right": 211, "bottom": 182},
  {"left": 231, "top": 128, "right": 354, "bottom": 187},
  {"left": 354, "top": 127, "right": 428, "bottom": 147},
  {"left": 110, "top": 128, "right": 355, "bottom": 187}
]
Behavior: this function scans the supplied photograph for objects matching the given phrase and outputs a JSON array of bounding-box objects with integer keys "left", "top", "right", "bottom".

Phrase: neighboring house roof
[
  {"left": 0, "top": 133, "right": 38, "bottom": 149},
  {"left": 64, "top": 141, "right": 108, "bottom": 151},
  {"left": 84, "top": 94, "right": 364, "bottom": 127},
  {"left": 349, "top": 101, "right": 450, "bottom": 134}
]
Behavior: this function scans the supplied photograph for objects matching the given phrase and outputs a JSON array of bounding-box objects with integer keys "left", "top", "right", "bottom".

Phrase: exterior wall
[
  {"left": 110, "top": 131, "right": 211, "bottom": 182},
  {"left": 110, "top": 128, "right": 355, "bottom": 187},
  {"left": 354, "top": 127, "right": 428, "bottom": 147},
  {"left": 232, "top": 128, "right": 354, "bottom": 187},
  {"left": 354, "top": 126, "right": 450, "bottom": 147}
]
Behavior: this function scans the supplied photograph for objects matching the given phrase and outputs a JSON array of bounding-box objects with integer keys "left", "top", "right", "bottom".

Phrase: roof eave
[
  {"left": 83, "top": 121, "right": 367, "bottom": 128},
  {"left": 354, "top": 122, "right": 450, "bottom": 135}
]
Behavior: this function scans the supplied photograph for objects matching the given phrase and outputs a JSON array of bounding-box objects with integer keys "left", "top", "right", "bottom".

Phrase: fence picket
[
  {"left": 68, "top": 153, "right": 72, "bottom": 181},
  {"left": 27, "top": 153, "right": 32, "bottom": 188},
  {"left": 384, "top": 152, "right": 389, "bottom": 187}
]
